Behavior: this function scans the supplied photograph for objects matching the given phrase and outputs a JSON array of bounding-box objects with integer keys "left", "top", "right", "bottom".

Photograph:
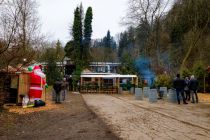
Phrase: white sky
[{"left": 38, "top": 0, "right": 128, "bottom": 44}]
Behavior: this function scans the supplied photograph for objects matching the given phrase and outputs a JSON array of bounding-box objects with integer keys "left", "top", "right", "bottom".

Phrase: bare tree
[
  {"left": 0, "top": 0, "right": 42, "bottom": 70},
  {"left": 125, "top": 0, "right": 170, "bottom": 29},
  {"left": 177, "top": 0, "right": 210, "bottom": 73},
  {"left": 0, "top": 0, "right": 20, "bottom": 55},
  {"left": 123, "top": 0, "right": 170, "bottom": 72}
]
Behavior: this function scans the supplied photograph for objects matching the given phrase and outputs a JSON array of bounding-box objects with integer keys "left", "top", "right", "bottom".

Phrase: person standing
[
  {"left": 173, "top": 74, "right": 188, "bottom": 104},
  {"left": 184, "top": 76, "right": 190, "bottom": 101},
  {"left": 61, "top": 78, "right": 69, "bottom": 101},
  {"left": 53, "top": 79, "right": 62, "bottom": 104},
  {"left": 189, "top": 75, "right": 199, "bottom": 103}
]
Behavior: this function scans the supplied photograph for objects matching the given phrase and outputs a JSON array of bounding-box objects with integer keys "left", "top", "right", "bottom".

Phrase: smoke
[{"left": 135, "top": 56, "right": 155, "bottom": 87}]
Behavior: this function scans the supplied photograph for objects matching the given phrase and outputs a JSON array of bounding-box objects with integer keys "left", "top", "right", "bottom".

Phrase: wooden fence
[{"left": 79, "top": 85, "right": 118, "bottom": 94}]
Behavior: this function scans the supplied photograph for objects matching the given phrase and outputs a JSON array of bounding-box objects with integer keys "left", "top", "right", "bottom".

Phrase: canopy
[{"left": 81, "top": 73, "right": 137, "bottom": 78}]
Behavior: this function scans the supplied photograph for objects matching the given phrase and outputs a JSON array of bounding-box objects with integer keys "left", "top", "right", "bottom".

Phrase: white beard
[{"left": 34, "top": 69, "right": 46, "bottom": 78}]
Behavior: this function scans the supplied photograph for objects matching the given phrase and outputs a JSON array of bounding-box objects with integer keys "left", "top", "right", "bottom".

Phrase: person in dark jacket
[
  {"left": 173, "top": 74, "right": 188, "bottom": 104},
  {"left": 189, "top": 75, "right": 199, "bottom": 103},
  {"left": 53, "top": 79, "right": 62, "bottom": 103}
]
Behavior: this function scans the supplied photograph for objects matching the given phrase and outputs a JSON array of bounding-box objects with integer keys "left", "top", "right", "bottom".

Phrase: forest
[{"left": 89, "top": 0, "right": 210, "bottom": 91}]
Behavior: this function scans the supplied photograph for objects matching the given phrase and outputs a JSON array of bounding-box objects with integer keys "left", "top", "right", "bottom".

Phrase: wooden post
[
  {"left": 98, "top": 78, "right": 101, "bottom": 93},
  {"left": 80, "top": 77, "right": 83, "bottom": 86},
  {"left": 117, "top": 77, "right": 120, "bottom": 94},
  {"left": 136, "top": 77, "right": 138, "bottom": 86},
  {"left": 131, "top": 77, "right": 134, "bottom": 85},
  {"left": 204, "top": 73, "right": 206, "bottom": 93},
  {"left": 117, "top": 77, "right": 120, "bottom": 88}
]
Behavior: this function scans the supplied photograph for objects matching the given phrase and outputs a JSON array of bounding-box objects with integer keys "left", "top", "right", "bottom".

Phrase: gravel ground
[
  {"left": 0, "top": 93, "right": 119, "bottom": 140},
  {"left": 83, "top": 94, "right": 210, "bottom": 140}
]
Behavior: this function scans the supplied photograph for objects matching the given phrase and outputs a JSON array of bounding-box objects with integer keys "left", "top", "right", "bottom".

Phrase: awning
[{"left": 81, "top": 73, "right": 137, "bottom": 78}]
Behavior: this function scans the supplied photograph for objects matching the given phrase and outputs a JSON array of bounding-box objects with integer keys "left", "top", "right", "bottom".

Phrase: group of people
[
  {"left": 53, "top": 78, "right": 69, "bottom": 104},
  {"left": 173, "top": 74, "right": 199, "bottom": 104}
]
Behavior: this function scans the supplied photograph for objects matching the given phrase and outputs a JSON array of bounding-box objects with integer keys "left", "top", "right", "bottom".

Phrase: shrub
[
  {"left": 154, "top": 74, "right": 172, "bottom": 88},
  {"left": 182, "top": 68, "right": 192, "bottom": 78}
]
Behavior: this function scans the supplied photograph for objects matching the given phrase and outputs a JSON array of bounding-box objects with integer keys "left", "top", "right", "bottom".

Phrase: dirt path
[
  {"left": 0, "top": 93, "right": 119, "bottom": 140},
  {"left": 83, "top": 94, "right": 210, "bottom": 140}
]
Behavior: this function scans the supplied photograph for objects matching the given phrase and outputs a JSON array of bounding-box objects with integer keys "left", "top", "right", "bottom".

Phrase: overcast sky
[{"left": 38, "top": 0, "right": 128, "bottom": 44}]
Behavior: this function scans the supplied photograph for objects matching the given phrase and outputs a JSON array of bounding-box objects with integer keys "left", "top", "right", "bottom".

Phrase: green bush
[
  {"left": 154, "top": 74, "right": 172, "bottom": 88},
  {"left": 193, "top": 63, "right": 208, "bottom": 92},
  {"left": 182, "top": 68, "right": 192, "bottom": 78},
  {"left": 120, "top": 81, "right": 134, "bottom": 91},
  {"left": 72, "top": 66, "right": 82, "bottom": 87}
]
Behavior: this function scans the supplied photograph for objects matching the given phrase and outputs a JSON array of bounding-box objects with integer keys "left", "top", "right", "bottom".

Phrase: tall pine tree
[
  {"left": 55, "top": 40, "right": 65, "bottom": 62},
  {"left": 105, "top": 30, "right": 111, "bottom": 48},
  {"left": 83, "top": 7, "right": 93, "bottom": 64},
  {"left": 84, "top": 7, "right": 93, "bottom": 46},
  {"left": 65, "top": 4, "right": 93, "bottom": 69},
  {"left": 72, "top": 7, "right": 83, "bottom": 65}
]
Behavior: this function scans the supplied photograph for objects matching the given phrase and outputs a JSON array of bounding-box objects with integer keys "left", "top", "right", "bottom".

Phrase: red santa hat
[{"left": 33, "top": 65, "right": 40, "bottom": 71}]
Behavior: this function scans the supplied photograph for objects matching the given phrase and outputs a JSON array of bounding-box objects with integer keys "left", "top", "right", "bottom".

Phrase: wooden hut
[
  {"left": 80, "top": 72, "right": 138, "bottom": 94},
  {"left": 0, "top": 66, "right": 46, "bottom": 105}
]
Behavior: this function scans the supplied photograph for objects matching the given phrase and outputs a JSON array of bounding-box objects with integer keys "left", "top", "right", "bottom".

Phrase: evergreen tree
[
  {"left": 55, "top": 40, "right": 65, "bottom": 62},
  {"left": 79, "top": 3, "right": 84, "bottom": 44},
  {"left": 83, "top": 7, "right": 93, "bottom": 65},
  {"left": 118, "top": 32, "right": 128, "bottom": 58},
  {"left": 64, "top": 5, "right": 94, "bottom": 85},
  {"left": 119, "top": 53, "right": 136, "bottom": 74},
  {"left": 118, "top": 27, "right": 135, "bottom": 59},
  {"left": 104, "top": 30, "right": 111, "bottom": 48},
  {"left": 80, "top": 3, "right": 84, "bottom": 25},
  {"left": 72, "top": 7, "right": 83, "bottom": 65},
  {"left": 101, "top": 30, "right": 117, "bottom": 61},
  {"left": 84, "top": 7, "right": 93, "bottom": 46},
  {"left": 45, "top": 48, "right": 61, "bottom": 85},
  {"left": 68, "top": 5, "right": 93, "bottom": 68},
  {"left": 64, "top": 40, "right": 75, "bottom": 59},
  {"left": 65, "top": 4, "right": 93, "bottom": 73}
]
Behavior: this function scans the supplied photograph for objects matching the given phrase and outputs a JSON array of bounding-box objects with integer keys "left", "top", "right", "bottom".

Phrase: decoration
[
  {"left": 28, "top": 66, "right": 33, "bottom": 72},
  {"left": 29, "top": 65, "right": 47, "bottom": 101}
]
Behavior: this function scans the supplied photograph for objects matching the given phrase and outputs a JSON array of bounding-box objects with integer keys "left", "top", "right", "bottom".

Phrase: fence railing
[{"left": 79, "top": 85, "right": 118, "bottom": 94}]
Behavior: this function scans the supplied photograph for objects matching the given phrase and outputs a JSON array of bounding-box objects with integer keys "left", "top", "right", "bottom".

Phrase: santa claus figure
[{"left": 29, "top": 65, "right": 46, "bottom": 100}]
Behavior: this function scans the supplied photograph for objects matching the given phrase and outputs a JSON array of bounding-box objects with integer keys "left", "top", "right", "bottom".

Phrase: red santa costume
[{"left": 29, "top": 65, "right": 46, "bottom": 100}]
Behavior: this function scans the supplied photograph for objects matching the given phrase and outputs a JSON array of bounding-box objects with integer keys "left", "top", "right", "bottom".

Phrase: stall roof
[
  {"left": 82, "top": 72, "right": 114, "bottom": 75},
  {"left": 0, "top": 65, "right": 29, "bottom": 74},
  {"left": 81, "top": 73, "right": 137, "bottom": 78}
]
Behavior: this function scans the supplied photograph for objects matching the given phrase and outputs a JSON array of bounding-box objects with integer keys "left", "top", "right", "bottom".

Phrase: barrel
[
  {"left": 130, "top": 87, "right": 135, "bottom": 94},
  {"left": 143, "top": 87, "right": 150, "bottom": 98},
  {"left": 167, "top": 89, "right": 177, "bottom": 103},
  {"left": 135, "top": 88, "right": 143, "bottom": 100},
  {"left": 159, "top": 87, "right": 167, "bottom": 98},
  {"left": 168, "top": 89, "right": 183, "bottom": 103},
  {"left": 149, "top": 89, "right": 158, "bottom": 103},
  {"left": 118, "top": 87, "right": 123, "bottom": 94}
]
